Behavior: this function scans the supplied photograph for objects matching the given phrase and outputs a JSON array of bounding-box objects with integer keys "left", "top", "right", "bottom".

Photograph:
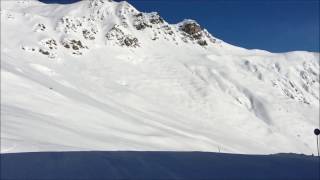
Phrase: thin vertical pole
[
  {"left": 317, "top": 136, "right": 320, "bottom": 180},
  {"left": 317, "top": 136, "right": 319, "bottom": 157}
]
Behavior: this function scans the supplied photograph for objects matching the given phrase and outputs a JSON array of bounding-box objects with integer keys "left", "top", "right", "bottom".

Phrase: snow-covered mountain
[{"left": 1, "top": 0, "right": 319, "bottom": 154}]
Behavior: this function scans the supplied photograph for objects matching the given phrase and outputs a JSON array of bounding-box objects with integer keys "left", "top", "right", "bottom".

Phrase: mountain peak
[{"left": 1, "top": 0, "right": 219, "bottom": 60}]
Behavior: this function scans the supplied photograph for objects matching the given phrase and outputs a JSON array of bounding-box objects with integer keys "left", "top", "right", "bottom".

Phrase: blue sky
[{"left": 40, "top": 0, "right": 319, "bottom": 52}]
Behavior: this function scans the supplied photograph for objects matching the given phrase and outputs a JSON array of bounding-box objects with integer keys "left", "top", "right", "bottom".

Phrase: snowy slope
[{"left": 1, "top": 0, "right": 319, "bottom": 154}]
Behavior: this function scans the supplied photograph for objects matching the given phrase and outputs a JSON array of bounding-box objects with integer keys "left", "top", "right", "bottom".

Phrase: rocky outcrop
[
  {"left": 149, "top": 12, "right": 164, "bottom": 24},
  {"left": 21, "top": 38, "right": 58, "bottom": 58},
  {"left": 18, "top": 1, "right": 220, "bottom": 58},
  {"left": 88, "top": 0, "right": 105, "bottom": 8},
  {"left": 133, "top": 12, "right": 165, "bottom": 31},
  {"left": 179, "top": 20, "right": 203, "bottom": 41},
  {"left": 40, "top": 39, "right": 57, "bottom": 50},
  {"left": 179, "top": 20, "right": 216, "bottom": 47},
  {"left": 197, "top": 40, "right": 207, "bottom": 46},
  {"left": 56, "top": 16, "right": 98, "bottom": 40},
  {"left": 123, "top": 36, "right": 139, "bottom": 47},
  {"left": 38, "top": 38, "right": 58, "bottom": 58},
  {"left": 34, "top": 23, "right": 46, "bottom": 32},
  {"left": 133, "top": 13, "right": 152, "bottom": 30},
  {"left": 62, "top": 39, "right": 88, "bottom": 55},
  {"left": 82, "top": 29, "right": 96, "bottom": 40},
  {"left": 106, "top": 25, "right": 139, "bottom": 47},
  {"left": 181, "top": 22, "right": 202, "bottom": 35}
]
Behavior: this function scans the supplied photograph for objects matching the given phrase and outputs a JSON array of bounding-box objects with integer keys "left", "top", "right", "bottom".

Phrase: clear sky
[{"left": 39, "top": 0, "right": 319, "bottom": 53}]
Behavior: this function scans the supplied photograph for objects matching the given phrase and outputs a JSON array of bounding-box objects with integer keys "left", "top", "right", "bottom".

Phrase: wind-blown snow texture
[{"left": 1, "top": 0, "right": 319, "bottom": 154}]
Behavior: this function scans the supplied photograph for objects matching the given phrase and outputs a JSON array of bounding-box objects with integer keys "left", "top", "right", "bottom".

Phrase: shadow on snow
[{"left": 1, "top": 151, "right": 319, "bottom": 180}]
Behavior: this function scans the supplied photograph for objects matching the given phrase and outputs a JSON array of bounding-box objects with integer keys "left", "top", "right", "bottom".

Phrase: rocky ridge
[{"left": 10, "top": 0, "right": 217, "bottom": 59}]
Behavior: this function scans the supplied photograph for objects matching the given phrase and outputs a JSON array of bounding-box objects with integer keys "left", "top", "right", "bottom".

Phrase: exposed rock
[
  {"left": 82, "top": 29, "right": 96, "bottom": 40},
  {"left": 40, "top": 39, "right": 57, "bottom": 50},
  {"left": 38, "top": 48, "right": 57, "bottom": 58},
  {"left": 197, "top": 40, "right": 207, "bottom": 46},
  {"left": 34, "top": 23, "right": 46, "bottom": 32},
  {"left": 29, "top": 38, "right": 59, "bottom": 58},
  {"left": 21, "top": 38, "right": 58, "bottom": 58},
  {"left": 106, "top": 25, "right": 140, "bottom": 47},
  {"left": 64, "top": 44, "right": 70, "bottom": 49},
  {"left": 149, "top": 12, "right": 164, "bottom": 24},
  {"left": 88, "top": 0, "right": 105, "bottom": 8},
  {"left": 21, "top": 45, "right": 37, "bottom": 52},
  {"left": 134, "top": 13, "right": 143, "bottom": 17},
  {"left": 56, "top": 16, "right": 98, "bottom": 38},
  {"left": 192, "top": 32, "right": 203, "bottom": 40},
  {"left": 151, "top": 32, "right": 159, "bottom": 40},
  {"left": 178, "top": 20, "right": 217, "bottom": 47},
  {"left": 181, "top": 22, "right": 202, "bottom": 35},
  {"left": 133, "top": 13, "right": 152, "bottom": 30},
  {"left": 134, "top": 22, "right": 151, "bottom": 30},
  {"left": 39, "top": 48, "right": 49, "bottom": 55},
  {"left": 179, "top": 20, "right": 203, "bottom": 42},
  {"left": 133, "top": 12, "right": 164, "bottom": 30},
  {"left": 57, "top": 16, "right": 83, "bottom": 34},
  {"left": 62, "top": 39, "right": 88, "bottom": 55},
  {"left": 123, "top": 36, "right": 139, "bottom": 47},
  {"left": 203, "top": 29, "right": 217, "bottom": 43},
  {"left": 105, "top": 25, "right": 125, "bottom": 41},
  {"left": 162, "top": 25, "right": 174, "bottom": 35}
]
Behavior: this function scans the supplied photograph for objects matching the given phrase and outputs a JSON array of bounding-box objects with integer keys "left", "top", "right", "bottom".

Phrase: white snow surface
[{"left": 1, "top": 0, "right": 319, "bottom": 154}]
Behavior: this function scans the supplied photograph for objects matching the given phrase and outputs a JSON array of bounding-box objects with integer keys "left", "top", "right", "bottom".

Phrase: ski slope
[{"left": 1, "top": 0, "right": 319, "bottom": 154}]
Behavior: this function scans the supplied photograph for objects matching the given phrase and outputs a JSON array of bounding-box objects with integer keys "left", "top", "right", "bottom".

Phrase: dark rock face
[
  {"left": 162, "top": 25, "right": 174, "bottom": 36},
  {"left": 124, "top": 37, "right": 139, "bottom": 47},
  {"left": 179, "top": 21, "right": 216, "bottom": 47},
  {"left": 88, "top": 0, "right": 105, "bottom": 8},
  {"left": 64, "top": 44, "right": 70, "bottom": 49},
  {"left": 83, "top": 29, "right": 96, "bottom": 40},
  {"left": 133, "top": 12, "right": 165, "bottom": 30},
  {"left": 180, "top": 21, "right": 204, "bottom": 42},
  {"left": 133, "top": 13, "right": 151, "bottom": 30},
  {"left": 69, "top": 40, "right": 85, "bottom": 49},
  {"left": 134, "top": 13, "right": 143, "bottom": 17},
  {"left": 105, "top": 25, "right": 124, "bottom": 39},
  {"left": 44, "top": 39, "right": 57, "bottom": 49},
  {"left": 149, "top": 13, "right": 164, "bottom": 24},
  {"left": 62, "top": 39, "right": 88, "bottom": 55},
  {"left": 105, "top": 25, "right": 140, "bottom": 48},
  {"left": 39, "top": 49, "right": 49, "bottom": 55},
  {"left": 134, "top": 23, "right": 151, "bottom": 30},
  {"left": 197, "top": 40, "right": 207, "bottom": 46},
  {"left": 35, "top": 23, "right": 46, "bottom": 32},
  {"left": 181, "top": 22, "right": 202, "bottom": 35}
]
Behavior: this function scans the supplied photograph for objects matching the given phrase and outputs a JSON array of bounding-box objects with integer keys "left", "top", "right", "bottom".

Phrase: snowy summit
[{"left": 1, "top": 0, "right": 319, "bottom": 155}]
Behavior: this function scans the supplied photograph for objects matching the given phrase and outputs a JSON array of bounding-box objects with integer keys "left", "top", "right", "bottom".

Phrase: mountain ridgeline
[{"left": 12, "top": 0, "right": 217, "bottom": 58}]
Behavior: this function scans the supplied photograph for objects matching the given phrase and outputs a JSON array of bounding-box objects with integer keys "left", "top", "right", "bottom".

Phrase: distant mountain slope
[{"left": 1, "top": 0, "right": 319, "bottom": 154}]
